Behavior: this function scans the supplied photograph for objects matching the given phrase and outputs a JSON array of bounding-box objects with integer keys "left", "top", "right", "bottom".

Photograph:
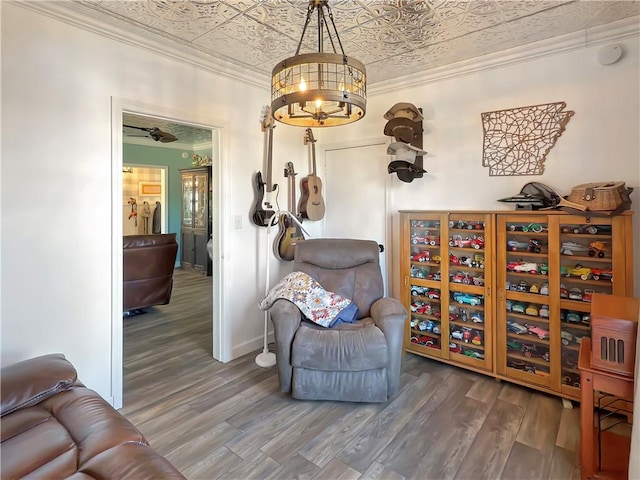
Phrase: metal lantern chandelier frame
[{"left": 271, "top": 0, "right": 367, "bottom": 127}]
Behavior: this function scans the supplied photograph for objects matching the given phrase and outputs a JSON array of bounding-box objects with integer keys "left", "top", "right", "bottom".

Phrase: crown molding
[
  {"left": 11, "top": 1, "right": 270, "bottom": 91},
  {"left": 370, "top": 16, "right": 640, "bottom": 95}
]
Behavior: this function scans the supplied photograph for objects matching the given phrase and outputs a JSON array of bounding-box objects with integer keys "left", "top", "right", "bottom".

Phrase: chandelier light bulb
[
  {"left": 299, "top": 76, "right": 307, "bottom": 92},
  {"left": 315, "top": 99, "right": 323, "bottom": 108}
]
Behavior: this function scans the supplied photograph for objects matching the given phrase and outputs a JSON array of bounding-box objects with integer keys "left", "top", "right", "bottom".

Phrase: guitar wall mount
[{"left": 383, "top": 102, "right": 426, "bottom": 183}]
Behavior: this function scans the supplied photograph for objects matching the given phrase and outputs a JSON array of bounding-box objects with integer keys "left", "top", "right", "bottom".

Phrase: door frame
[{"left": 110, "top": 97, "right": 227, "bottom": 409}]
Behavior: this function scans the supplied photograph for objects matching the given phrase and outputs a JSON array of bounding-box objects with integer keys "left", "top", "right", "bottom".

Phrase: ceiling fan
[{"left": 123, "top": 124, "right": 178, "bottom": 143}]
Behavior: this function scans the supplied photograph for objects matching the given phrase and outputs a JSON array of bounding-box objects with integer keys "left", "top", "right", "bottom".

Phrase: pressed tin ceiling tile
[{"left": 69, "top": 0, "right": 640, "bottom": 84}]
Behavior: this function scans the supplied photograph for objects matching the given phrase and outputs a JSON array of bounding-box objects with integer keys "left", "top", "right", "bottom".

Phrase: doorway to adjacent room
[{"left": 111, "top": 98, "right": 224, "bottom": 409}]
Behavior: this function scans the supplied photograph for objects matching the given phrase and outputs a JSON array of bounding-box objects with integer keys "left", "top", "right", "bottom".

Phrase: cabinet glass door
[
  {"left": 498, "top": 215, "right": 552, "bottom": 388},
  {"left": 406, "top": 214, "right": 445, "bottom": 358},
  {"left": 193, "top": 172, "right": 208, "bottom": 229},
  {"left": 182, "top": 175, "right": 193, "bottom": 227},
  {"left": 446, "top": 213, "right": 493, "bottom": 370},
  {"left": 556, "top": 216, "right": 615, "bottom": 394}
]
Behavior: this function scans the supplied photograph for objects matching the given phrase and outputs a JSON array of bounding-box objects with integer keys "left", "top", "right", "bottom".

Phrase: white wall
[
  {"left": 315, "top": 31, "right": 640, "bottom": 299},
  {"left": 0, "top": 3, "right": 303, "bottom": 399},
  {"left": 1, "top": 3, "right": 638, "bottom": 407}
]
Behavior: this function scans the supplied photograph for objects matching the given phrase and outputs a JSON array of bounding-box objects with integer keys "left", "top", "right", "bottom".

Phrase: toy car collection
[
  {"left": 524, "top": 323, "right": 550, "bottom": 339},
  {"left": 591, "top": 268, "right": 613, "bottom": 281},
  {"left": 449, "top": 235, "right": 485, "bottom": 250},
  {"left": 525, "top": 304, "right": 539, "bottom": 316},
  {"left": 511, "top": 302, "right": 526, "bottom": 314},
  {"left": 411, "top": 285, "right": 428, "bottom": 296},
  {"left": 452, "top": 292, "right": 483, "bottom": 306},
  {"left": 568, "top": 288, "right": 583, "bottom": 301},
  {"left": 521, "top": 344, "right": 550, "bottom": 361},
  {"left": 507, "top": 339, "right": 523, "bottom": 350},
  {"left": 507, "top": 320, "right": 528, "bottom": 334},
  {"left": 508, "top": 223, "right": 545, "bottom": 233},
  {"left": 562, "top": 373, "right": 581, "bottom": 388},
  {"left": 566, "top": 264, "right": 592, "bottom": 280},
  {"left": 588, "top": 241, "right": 609, "bottom": 258},
  {"left": 560, "top": 241, "right": 590, "bottom": 256},
  {"left": 582, "top": 289, "right": 594, "bottom": 302},
  {"left": 410, "top": 251, "right": 430, "bottom": 262},
  {"left": 464, "top": 349, "right": 484, "bottom": 359},
  {"left": 538, "top": 305, "right": 550, "bottom": 318},
  {"left": 427, "top": 290, "right": 441, "bottom": 300},
  {"left": 507, "top": 261, "right": 539, "bottom": 274}
]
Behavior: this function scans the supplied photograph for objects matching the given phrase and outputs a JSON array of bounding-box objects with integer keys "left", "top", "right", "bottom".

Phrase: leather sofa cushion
[
  {"left": 1, "top": 387, "right": 147, "bottom": 479},
  {"left": 291, "top": 318, "right": 389, "bottom": 371},
  {"left": 1, "top": 353, "right": 77, "bottom": 417},
  {"left": 1, "top": 354, "right": 185, "bottom": 479}
]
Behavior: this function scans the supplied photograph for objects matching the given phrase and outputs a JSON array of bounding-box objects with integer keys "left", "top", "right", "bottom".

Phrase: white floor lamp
[{"left": 255, "top": 211, "right": 309, "bottom": 368}]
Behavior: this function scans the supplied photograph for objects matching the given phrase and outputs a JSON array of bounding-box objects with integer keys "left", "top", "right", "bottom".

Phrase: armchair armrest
[
  {"left": 371, "top": 297, "right": 408, "bottom": 397},
  {"left": 1, "top": 353, "right": 78, "bottom": 417},
  {"left": 269, "top": 299, "right": 302, "bottom": 393}
]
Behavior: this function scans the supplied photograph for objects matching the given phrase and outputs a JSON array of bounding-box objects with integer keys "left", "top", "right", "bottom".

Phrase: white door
[{"left": 323, "top": 141, "right": 389, "bottom": 292}]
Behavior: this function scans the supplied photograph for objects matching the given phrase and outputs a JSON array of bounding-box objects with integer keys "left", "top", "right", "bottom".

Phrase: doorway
[
  {"left": 122, "top": 164, "right": 168, "bottom": 235},
  {"left": 323, "top": 138, "right": 391, "bottom": 294},
  {"left": 111, "top": 98, "right": 225, "bottom": 409}
]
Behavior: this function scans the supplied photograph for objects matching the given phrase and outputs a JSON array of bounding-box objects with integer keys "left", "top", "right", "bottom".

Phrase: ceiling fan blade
[
  {"left": 124, "top": 125, "right": 178, "bottom": 142},
  {"left": 148, "top": 128, "right": 177, "bottom": 143}
]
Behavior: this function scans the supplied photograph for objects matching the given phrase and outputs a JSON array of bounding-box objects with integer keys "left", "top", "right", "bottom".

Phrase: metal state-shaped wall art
[{"left": 481, "top": 101, "right": 574, "bottom": 176}]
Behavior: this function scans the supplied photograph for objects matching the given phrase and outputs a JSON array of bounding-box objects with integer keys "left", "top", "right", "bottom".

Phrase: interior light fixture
[{"left": 270, "top": 0, "right": 366, "bottom": 127}]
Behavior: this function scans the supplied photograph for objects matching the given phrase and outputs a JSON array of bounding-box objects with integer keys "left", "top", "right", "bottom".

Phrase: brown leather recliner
[
  {"left": 0, "top": 354, "right": 185, "bottom": 479},
  {"left": 123, "top": 234, "right": 178, "bottom": 313}
]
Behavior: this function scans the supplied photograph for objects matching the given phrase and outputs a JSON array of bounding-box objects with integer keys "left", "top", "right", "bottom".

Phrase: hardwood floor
[{"left": 121, "top": 268, "right": 581, "bottom": 479}]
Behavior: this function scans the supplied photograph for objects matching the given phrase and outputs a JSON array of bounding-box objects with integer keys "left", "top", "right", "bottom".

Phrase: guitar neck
[
  {"left": 265, "top": 127, "right": 274, "bottom": 191},
  {"left": 288, "top": 165, "right": 296, "bottom": 215}
]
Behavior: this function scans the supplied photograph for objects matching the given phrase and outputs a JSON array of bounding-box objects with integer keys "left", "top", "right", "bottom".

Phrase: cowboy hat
[
  {"left": 387, "top": 160, "right": 427, "bottom": 183},
  {"left": 383, "top": 102, "right": 424, "bottom": 121},
  {"left": 386, "top": 141, "right": 427, "bottom": 161},
  {"left": 383, "top": 117, "right": 421, "bottom": 143}
]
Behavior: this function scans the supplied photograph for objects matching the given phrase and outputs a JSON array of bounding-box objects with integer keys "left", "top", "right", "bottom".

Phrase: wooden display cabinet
[
  {"left": 495, "top": 212, "right": 633, "bottom": 400},
  {"left": 401, "top": 211, "right": 494, "bottom": 373},
  {"left": 400, "top": 210, "right": 634, "bottom": 401},
  {"left": 180, "top": 166, "right": 212, "bottom": 276}
]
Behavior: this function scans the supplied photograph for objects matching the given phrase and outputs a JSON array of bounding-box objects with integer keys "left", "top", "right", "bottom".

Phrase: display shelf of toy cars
[
  {"left": 401, "top": 211, "right": 494, "bottom": 372},
  {"left": 400, "top": 210, "right": 633, "bottom": 403},
  {"left": 498, "top": 215, "right": 555, "bottom": 389}
]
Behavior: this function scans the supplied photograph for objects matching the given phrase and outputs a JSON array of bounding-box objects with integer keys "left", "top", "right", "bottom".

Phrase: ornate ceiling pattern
[{"left": 77, "top": 0, "right": 639, "bottom": 84}]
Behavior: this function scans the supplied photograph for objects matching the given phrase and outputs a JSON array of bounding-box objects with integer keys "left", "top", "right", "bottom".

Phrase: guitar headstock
[
  {"left": 260, "top": 105, "right": 275, "bottom": 132},
  {"left": 304, "top": 128, "right": 316, "bottom": 145},
  {"left": 284, "top": 161, "right": 296, "bottom": 177}
]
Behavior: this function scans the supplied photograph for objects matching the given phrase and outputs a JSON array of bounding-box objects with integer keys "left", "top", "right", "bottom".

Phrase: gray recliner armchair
[{"left": 269, "top": 238, "right": 408, "bottom": 402}]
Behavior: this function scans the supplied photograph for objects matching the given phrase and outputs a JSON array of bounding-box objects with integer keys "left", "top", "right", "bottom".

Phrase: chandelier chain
[
  {"left": 325, "top": 4, "right": 346, "bottom": 58},
  {"left": 294, "top": 2, "right": 315, "bottom": 56}
]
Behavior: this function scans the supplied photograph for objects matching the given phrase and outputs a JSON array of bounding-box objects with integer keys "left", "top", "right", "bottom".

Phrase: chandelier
[{"left": 270, "top": 0, "right": 367, "bottom": 127}]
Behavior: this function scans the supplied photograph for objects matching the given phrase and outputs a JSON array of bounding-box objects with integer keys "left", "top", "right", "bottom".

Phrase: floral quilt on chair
[{"left": 259, "top": 271, "right": 358, "bottom": 328}]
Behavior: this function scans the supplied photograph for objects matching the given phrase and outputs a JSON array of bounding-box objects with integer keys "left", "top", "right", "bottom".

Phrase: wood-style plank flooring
[{"left": 121, "top": 268, "right": 582, "bottom": 480}]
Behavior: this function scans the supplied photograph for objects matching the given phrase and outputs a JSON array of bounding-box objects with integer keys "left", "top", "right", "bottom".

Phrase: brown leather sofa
[
  {"left": 0, "top": 354, "right": 185, "bottom": 479},
  {"left": 123, "top": 234, "right": 178, "bottom": 314}
]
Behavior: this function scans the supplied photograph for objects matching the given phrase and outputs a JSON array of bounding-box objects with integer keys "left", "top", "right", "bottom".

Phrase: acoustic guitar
[
  {"left": 298, "top": 128, "right": 325, "bottom": 221},
  {"left": 252, "top": 106, "right": 279, "bottom": 227},
  {"left": 274, "top": 162, "right": 305, "bottom": 261}
]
